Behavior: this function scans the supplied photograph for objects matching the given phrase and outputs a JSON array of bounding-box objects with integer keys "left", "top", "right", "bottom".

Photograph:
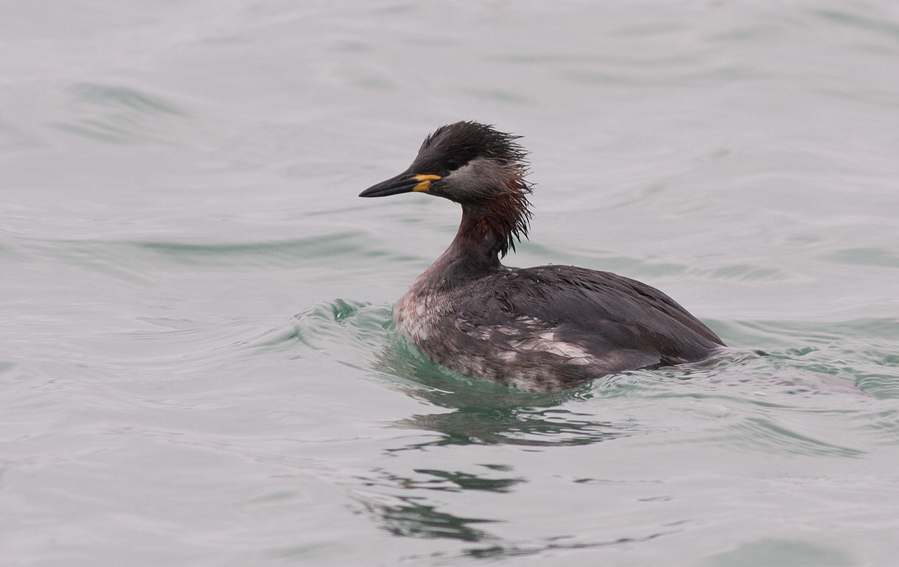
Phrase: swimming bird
[{"left": 360, "top": 121, "right": 724, "bottom": 392}]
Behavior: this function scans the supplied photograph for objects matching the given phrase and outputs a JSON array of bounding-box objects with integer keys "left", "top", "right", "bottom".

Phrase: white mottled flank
[
  {"left": 509, "top": 328, "right": 595, "bottom": 363},
  {"left": 393, "top": 276, "right": 447, "bottom": 344},
  {"left": 395, "top": 283, "right": 614, "bottom": 391}
]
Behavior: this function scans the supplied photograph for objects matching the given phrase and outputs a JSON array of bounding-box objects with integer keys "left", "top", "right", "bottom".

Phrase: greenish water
[{"left": 2, "top": 1, "right": 899, "bottom": 565}]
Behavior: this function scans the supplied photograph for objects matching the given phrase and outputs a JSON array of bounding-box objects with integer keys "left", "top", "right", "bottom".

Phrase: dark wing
[{"left": 453, "top": 265, "right": 724, "bottom": 368}]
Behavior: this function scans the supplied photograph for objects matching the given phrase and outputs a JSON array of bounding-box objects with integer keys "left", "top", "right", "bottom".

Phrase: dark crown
[{"left": 412, "top": 121, "right": 529, "bottom": 176}]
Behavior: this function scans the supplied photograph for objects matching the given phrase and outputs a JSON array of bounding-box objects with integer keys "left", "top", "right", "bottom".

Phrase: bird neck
[
  {"left": 461, "top": 185, "right": 530, "bottom": 249},
  {"left": 452, "top": 203, "right": 509, "bottom": 267},
  {"left": 420, "top": 199, "right": 524, "bottom": 287}
]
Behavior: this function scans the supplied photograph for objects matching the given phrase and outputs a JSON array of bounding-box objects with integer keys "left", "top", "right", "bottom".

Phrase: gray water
[{"left": 3, "top": 1, "right": 899, "bottom": 565}]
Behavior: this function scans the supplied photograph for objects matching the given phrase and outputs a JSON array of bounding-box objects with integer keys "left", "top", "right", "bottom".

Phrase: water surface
[{"left": 2, "top": 1, "right": 899, "bottom": 565}]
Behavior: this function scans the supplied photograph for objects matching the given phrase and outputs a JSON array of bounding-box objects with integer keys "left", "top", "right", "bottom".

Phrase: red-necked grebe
[{"left": 360, "top": 121, "right": 724, "bottom": 392}]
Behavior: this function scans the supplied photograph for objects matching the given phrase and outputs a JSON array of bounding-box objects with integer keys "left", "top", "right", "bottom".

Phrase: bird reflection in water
[{"left": 373, "top": 334, "right": 635, "bottom": 449}]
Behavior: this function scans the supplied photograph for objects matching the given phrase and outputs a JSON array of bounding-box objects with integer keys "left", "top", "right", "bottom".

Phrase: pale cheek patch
[{"left": 442, "top": 158, "right": 512, "bottom": 198}]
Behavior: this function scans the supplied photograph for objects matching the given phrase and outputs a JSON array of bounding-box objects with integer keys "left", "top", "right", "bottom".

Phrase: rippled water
[{"left": 3, "top": 1, "right": 899, "bottom": 565}]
